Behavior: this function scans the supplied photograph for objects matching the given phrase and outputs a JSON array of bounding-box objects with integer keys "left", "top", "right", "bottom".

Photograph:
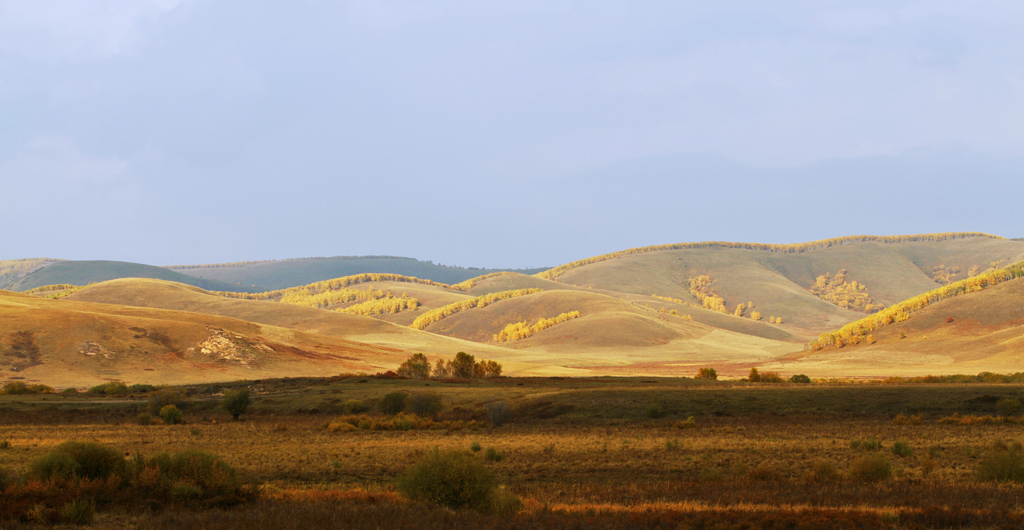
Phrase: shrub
[
  {"left": 62, "top": 387, "right": 79, "bottom": 395},
  {"left": 344, "top": 399, "right": 368, "bottom": 414},
  {"left": 486, "top": 486, "right": 522, "bottom": 515},
  {"left": 645, "top": 404, "right": 664, "bottom": 419},
  {"left": 89, "top": 382, "right": 129, "bottom": 395},
  {"left": 128, "top": 383, "right": 157, "bottom": 394},
  {"left": 996, "top": 398, "right": 1023, "bottom": 417},
  {"left": 2, "top": 381, "right": 28, "bottom": 395},
  {"left": 695, "top": 367, "right": 717, "bottom": 380},
  {"left": 148, "top": 388, "right": 191, "bottom": 415},
  {"left": 221, "top": 389, "right": 251, "bottom": 420},
  {"left": 892, "top": 440, "right": 913, "bottom": 457},
  {"left": 27, "top": 384, "right": 54, "bottom": 393},
  {"left": 137, "top": 413, "right": 155, "bottom": 426},
  {"left": 378, "top": 392, "right": 409, "bottom": 415},
  {"left": 674, "top": 417, "right": 697, "bottom": 429},
  {"left": 789, "top": 374, "right": 811, "bottom": 384},
  {"left": 29, "top": 441, "right": 125, "bottom": 481},
  {"left": 149, "top": 449, "right": 241, "bottom": 497},
  {"left": 470, "top": 442, "right": 482, "bottom": 453},
  {"left": 484, "top": 447, "right": 503, "bottom": 462},
  {"left": 396, "top": 449, "right": 496, "bottom": 511},
  {"left": 408, "top": 392, "right": 444, "bottom": 418},
  {"left": 160, "top": 404, "right": 183, "bottom": 425},
  {"left": 850, "top": 454, "right": 892, "bottom": 482},
  {"left": 58, "top": 499, "right": 95, "bottom": 525},
  {"left": 975, "top": 441, "right": 1024, "bottom": 482},
  {"left": 850, "top": 438, "right": 882, "bottom": 451},
  {"left": 486, "top": 401, "right": 511, "bottom": 428},
  {"left": 806, "top": 459, "right": 839, "bottom": 482},
  {"left": 748, "top": 368, "right": 760, "bottom": 382}
]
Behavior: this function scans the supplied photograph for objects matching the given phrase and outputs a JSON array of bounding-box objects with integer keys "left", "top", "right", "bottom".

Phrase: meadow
[{"left": 3, "top": 376, "right": 1024, "bottom": 528}]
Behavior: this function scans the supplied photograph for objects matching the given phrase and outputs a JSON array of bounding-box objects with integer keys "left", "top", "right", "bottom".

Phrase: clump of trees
[
  {"left": 410, "top": 289, "right": 542, "bottom": 330},
  {"left": 337, "top": 292, "right": 420, "bottom": 316},
  {"left": 652, "top": 294, "right": 684, "bottom": 304},
  {"left": 689, "top": 275, "right": 727, "bottom": 313},
  {"left": 695, "top": 367, "right": 718, "bottom": 380},
  {"left": 397, "top": 352, "right": 503, "bottom": 379},
  {"left": 493, "top": 311, "right": 581, "bottom": 342},
  {"left": 809, "top": 269, "right": 879, "bottom": 312},
  {"left": 809, "top": 259, "right": 1024, "bottom": 350}
]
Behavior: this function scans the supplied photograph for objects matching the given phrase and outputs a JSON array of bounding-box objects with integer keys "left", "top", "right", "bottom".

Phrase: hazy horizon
[{"left": 3, "top": 1, "right": 1023, "bottom": 268}]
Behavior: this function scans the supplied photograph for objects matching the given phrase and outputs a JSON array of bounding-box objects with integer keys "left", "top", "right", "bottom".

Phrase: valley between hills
[{"left": 2, "top": 232, "right": 1023, "bottom": 387}]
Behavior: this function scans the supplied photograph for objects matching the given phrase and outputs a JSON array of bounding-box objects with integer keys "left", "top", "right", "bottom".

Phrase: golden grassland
[{"left": 5, "top": 377, "right": 1024, "bottom": 527}]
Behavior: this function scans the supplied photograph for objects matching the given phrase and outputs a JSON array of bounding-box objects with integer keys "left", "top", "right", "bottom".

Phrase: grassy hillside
[
  {"left": 0, "top": 289, "right": 408, "bottom": 386},
  {"left": 0, "top": 258, "right": 62, "bottom": 290},
  {"left": 771, "top": 275, "right": 1024, "bottom": 377},
  {"left": 546, "top": 235, "right": 1024, "bottom": 337},
  {"left": 9, "top": 260, "right": 261, "bottom": 293},
  {"left": 167, "top": 256, "right": 548, "bottom": 290}
]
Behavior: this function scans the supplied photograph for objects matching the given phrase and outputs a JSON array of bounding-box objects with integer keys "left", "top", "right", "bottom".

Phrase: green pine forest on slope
[{"left": 4, "top": 232, "right": 1024, "bottom": 384}]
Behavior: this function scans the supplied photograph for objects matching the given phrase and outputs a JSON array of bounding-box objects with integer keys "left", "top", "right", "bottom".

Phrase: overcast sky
[{"left": 2, "top": 1, "right": 1023, "bottom": 268}]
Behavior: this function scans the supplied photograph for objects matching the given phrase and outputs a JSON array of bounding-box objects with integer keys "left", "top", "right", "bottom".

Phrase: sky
[{"left": 2, "top": 1, "right": 1023, "bottom": 269}]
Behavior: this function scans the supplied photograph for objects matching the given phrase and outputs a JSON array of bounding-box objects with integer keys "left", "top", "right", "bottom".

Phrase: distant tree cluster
[
  {"left": 337, "top": 292, "right": 420, "bottom": 316},
  {"left": 652, "top": 294, "right": 684, "bottom": 304},
  {"left": 809, "top": 269, "right": 879, "bottom": 312},
  {"left": 397, "top": 352, "right": 502, "bottom": 379},
  {"left": 23, "top": 283, "right": 90, "bottom": 300},
  {"left": 538, "top": 232, "right": 1002, "bottom": 280},
  {"left": 808, "top": 259, "right": 1024, "bottom": 350},
  {"left": 493, "top": 311, "right": 581, "bottom": 342},
  {"left": 689, "top": 275, "right": 728, "bottom": 313},
  {"left": 447, "top": 272, "right": 512, "bottom": 292},
  {"left": 410, "top": 289, "right": 543, "bottom": 330}
]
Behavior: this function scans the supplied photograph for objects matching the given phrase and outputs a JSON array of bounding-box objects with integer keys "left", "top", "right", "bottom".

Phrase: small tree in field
[
  {"left": 695, "top": 367, "right": 718, "bottom": 380},
  {"left": 451, "top": 352, "right": 477, "bottom": 379},
  {"left": 398, "top": 353, "right": 432, "bottom": 379},
  {"left": 221, "top": 389, "right": 250, "bottom": 420}
]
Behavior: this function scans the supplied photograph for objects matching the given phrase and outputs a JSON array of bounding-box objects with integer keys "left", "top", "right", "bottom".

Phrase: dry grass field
[{"left": 4, "top": 376, "right": 1024, "bottom": 528}]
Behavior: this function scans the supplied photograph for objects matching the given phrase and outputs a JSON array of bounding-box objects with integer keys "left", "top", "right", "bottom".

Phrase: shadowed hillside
[
  {"left": 167, "top": 256, "right": 548, "bottom": 290},
  {"left": 8, "top": 261, "right": 260, "bottom": 293}
]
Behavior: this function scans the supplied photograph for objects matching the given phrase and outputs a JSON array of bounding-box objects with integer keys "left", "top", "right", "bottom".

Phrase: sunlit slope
[
  {"left": 417, "top": 289, "right": 797, "bottom": 373},
  {"left": 64, "top": 279, "right": 520, "bottom": 362},
  {"left": 0, "top": 290, "right": 407, "bottom": 387},
  {"left": 168, "top": 256, "right": 548, "bottom": 290},
  {"left": 10, "top": 260, "right": 257, "bottom": 293},
  {"left": 547, "top": 236, "right": 1024, "bottom": 336},
  {"left": 772, "top": 276, "right": 1024, "bottom": 377}
]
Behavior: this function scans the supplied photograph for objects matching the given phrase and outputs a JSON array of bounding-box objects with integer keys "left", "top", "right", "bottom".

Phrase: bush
[
  {"left": 645, "top": 404, "right": 664, "bottom": 419},
  {"left": 29, "top": 441, "right": 125, "bottom": 481},
  {"left": 996, "top": 398, "right": 1023, "bottom": 417},
  {"left": 748, "top": 368, "right": 760, "bottom": 382},
  {"left": 62, "top": 387, "right": 79, "bottom": 395},
  {"left": 850, "top": 438, "right": 882, "bottom": 451},
  {"left": 397, "top": 449, "right": 496, "bottom": 511},
  {"left": 892, "top": 440, "right": 913, "bottom": 457},
  {"left": 344, "top": 399, "right": 368, "bottom": 414},
  {"left": 759, "top": 371, "right": 784, "bottom": 383},
  {"left": 893, "top": 413, "right": 922, "bottom": 425},
  {"left": 470, "top": 442, "right": 482, "bottom": 453},
  {"left": 148, "top": 388, "right": 191, "bottom": 415},
  {"left": 486, "top": 401, "right": 511, "bottom": 428},
  {"left": 128, "top": 383, "right": 157, "bottom": 394},
  {"left": 221, "top": 389, "right": 251, "bottom": 420},
  {"left": 89, "top": 382, "right": 129, "bottom": 395},
  {"left": 2, "top": 381, "right": 28, "bottom": 395},
  {"left": 378, "top": 392, "right": 409, "bottom": 415},
  {"left": 149, "top": 449, "right": 241, "bottom": 497},
  {"left": 789, "top": 374, "right": 811, "bottom": 384},
  {"left": 58, "top": 499, "right": 95, "bottom": 525},
  {"left": 695, "top": 367, "right": 717, "bottom": 380},
  {"left": 850, "top": 454, "right": 892, "bottom": 482},
  {"left": 674, "top": 417, "right": 697, "bottom": 429},
  {"left": 486, "top": 486, "right": 522, "bottom": 515},
  {"left": 408, "top": 392, "right": 444, "bottom": 418},
  {"left": 137, "top": 413, "right": 155, "bottom": 426},
  {"left": 806, "top": 459, "right": 839, "bottom": 482},
  {"left": 160, "top": 404, "right": 183, "bottom": 425},
  {"left": 975, "top": 441, "right": 1024, "bottom": 482},
  {"left": 484, "top": 447, "right": 503, "bottom": 462}
]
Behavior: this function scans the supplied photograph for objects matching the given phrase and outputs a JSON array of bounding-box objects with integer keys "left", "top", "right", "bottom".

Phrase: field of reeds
[{"left": 3, "top": 375, "right": 1024, "bottom": 528}]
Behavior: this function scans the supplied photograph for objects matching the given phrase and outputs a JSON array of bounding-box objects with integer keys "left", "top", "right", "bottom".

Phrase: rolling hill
[
  {"left": 5, "top": 260, "right": 260, "bottom": 293},
  {"left": 166, "top": 256, "right": 548, "bottom": 290}
]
